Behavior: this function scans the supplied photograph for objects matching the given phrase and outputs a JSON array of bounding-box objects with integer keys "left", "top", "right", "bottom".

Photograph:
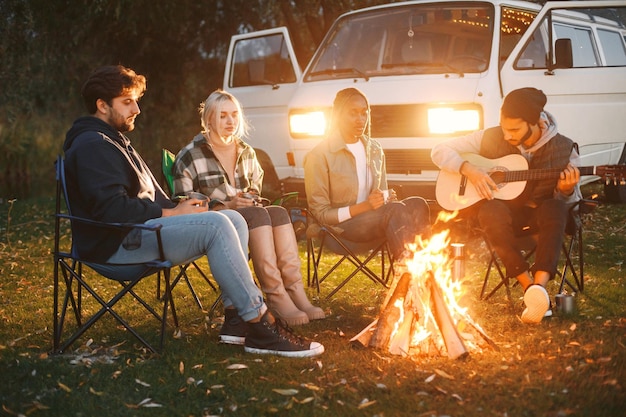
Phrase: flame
[{"left": 385, "top": 210, "right": 485, "bottom": 357}]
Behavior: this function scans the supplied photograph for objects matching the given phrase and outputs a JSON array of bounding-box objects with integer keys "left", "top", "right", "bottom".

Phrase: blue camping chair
[{"left": 53, "top": 155, "right": 178, "bottom": 354}]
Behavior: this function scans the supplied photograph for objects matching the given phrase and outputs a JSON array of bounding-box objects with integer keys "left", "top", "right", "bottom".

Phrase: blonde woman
[{"left": 174, "top": 89, "right": 324, "bottom": 327}]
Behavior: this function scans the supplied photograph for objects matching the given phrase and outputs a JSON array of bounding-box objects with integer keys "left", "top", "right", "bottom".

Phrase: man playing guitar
[{"left": 431, "top": 87, "right": 581, "bottom": 324}]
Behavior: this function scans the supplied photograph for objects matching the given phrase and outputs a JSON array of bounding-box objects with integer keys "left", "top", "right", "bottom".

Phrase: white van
[{"left": 223, "top": 0, "right": 626, "bottom": 201}]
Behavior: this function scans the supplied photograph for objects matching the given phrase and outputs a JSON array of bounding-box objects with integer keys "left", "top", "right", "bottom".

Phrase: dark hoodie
[{"left": 63, "top": 116, "right": 174, "bottom": 262}]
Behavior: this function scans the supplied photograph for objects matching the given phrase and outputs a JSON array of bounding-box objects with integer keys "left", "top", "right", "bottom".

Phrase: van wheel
[{"left": 604, "top": 183, "right": 626, "bottom": 203}]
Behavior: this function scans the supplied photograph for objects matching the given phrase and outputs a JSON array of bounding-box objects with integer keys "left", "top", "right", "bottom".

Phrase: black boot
[
  {"left": 219, "top": 308, "right": 248, "bottom": 345},
  {"left": 244, "top": 311, "right": 324, "bottom": 358}
]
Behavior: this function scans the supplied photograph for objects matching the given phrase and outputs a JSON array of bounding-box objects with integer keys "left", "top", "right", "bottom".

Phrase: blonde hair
[{"left": 199, "top": 89, "right": 248, "bottom": 138}]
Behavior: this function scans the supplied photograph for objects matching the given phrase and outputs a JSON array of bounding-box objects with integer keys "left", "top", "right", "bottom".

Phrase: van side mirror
[{"left": 555, "top": 38, "right": 573, "bottom": 69}]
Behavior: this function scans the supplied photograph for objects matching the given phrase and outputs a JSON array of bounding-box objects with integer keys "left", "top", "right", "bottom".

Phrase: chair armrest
[
  {"left": 569, "top": 198, "right": 599, "bottom": 216},
  {"left": 57, "top": 213, "right": 163, "bottom": 232},
  {"left": 271, "top": 191, "right": 299, "bottom": 206}
]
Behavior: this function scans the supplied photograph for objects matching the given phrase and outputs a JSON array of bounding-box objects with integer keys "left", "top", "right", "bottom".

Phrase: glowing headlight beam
[
  {"left": 428, "top": 108, "right": 480, "bottom": 134},
  {"left": 289, "top": 111, "right": 327, "bottom": 137}
]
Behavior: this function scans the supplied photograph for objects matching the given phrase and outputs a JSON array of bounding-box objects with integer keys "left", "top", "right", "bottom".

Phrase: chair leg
[
  {"left": 168, "top": 261, "right": 220, "bottom": 312},
  {"left": 558, "top": 230, "right": 584, "bottom": 294},
  {"left": 54, "top": 264, "right": 176, "bottom": 354}
]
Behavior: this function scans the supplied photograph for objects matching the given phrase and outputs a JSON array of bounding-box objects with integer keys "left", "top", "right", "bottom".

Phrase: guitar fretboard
[{"left": 502, "top": 166, "right": 596, "bottom": 183}]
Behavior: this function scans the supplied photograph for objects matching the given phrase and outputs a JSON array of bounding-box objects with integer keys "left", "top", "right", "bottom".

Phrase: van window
[
  {"left": 305, "top": 3, "right": 496, "bottom": 81},
  {"left": 554, "top": 24, "right": 598, "bottom": 67},
  {"left": 515, "top": 6, "right": 626, "bottom": 69},
  {"left": 229, "top": 33, "right": 297, "bottom": 88},
  {"left": 499, "top": 7, "right": 538, "bottom": 68},
  {"left": 598, "top": 29, "right": 626, "bottom": 66}
]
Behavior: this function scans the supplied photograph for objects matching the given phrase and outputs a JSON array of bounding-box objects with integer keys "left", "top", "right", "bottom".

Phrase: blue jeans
[
  {"left": 335, "top": 196, "right": 431, "bottom": 259},
  {"left": 102, "top": 209, "right": 265, "bottom": 322}
]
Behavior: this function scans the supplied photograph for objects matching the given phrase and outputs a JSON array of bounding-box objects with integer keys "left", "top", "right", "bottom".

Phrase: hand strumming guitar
[{"left": 460, "top": 160, "right": 498, "bottom": 200}]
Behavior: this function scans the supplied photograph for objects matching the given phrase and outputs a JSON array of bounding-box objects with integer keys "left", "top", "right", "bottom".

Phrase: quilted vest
[{"left": 480, "top": 127, "right": 575, "bottom": 205}]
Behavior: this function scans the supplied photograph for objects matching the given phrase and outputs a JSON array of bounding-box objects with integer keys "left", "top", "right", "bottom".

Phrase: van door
[
  {"left": 223, "top": 27, "right": 302, "bottom": 183},
  {"left": 499, "top": 1, "right": 626, "bottom": 170}
]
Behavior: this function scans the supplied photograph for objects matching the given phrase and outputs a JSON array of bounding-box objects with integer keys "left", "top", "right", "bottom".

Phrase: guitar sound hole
[{"left": 489, "top": 169, "right": 507, "bottom": 186}]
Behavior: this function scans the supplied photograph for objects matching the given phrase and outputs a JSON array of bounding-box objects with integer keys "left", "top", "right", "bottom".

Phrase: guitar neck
[{"left": 504, "top": 166, "right": 596, "bottom": 183}]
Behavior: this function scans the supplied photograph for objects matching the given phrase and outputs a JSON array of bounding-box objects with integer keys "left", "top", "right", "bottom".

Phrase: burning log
[
  {"left": 369, "top": 272, "right": 414, "bottom": 350},
  {"left": 427, "top": 271, "right": 469, "bottom": 360},
  {"left": 352, "top": 223, "right": 497, "bottom": 359}
]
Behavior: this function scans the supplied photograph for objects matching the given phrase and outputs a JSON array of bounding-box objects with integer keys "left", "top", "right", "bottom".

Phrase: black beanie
[{"left": 501, "top": 87, "right": 547, "bottom": 124}]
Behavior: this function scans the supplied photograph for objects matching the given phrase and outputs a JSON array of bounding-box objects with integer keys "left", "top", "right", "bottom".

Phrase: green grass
[{"left": 1, "top": 185, "right": 625, "bottom": 417}]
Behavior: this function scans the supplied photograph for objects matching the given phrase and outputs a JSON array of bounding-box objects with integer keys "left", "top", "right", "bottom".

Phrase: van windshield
[{"left": 306, "top": 2, "right": 499, "bottom": 81}]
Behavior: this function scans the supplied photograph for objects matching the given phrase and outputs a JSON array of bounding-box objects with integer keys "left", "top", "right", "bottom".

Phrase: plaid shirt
[{"left": 173, "top": 132, "right": 264, "bottom": 201}]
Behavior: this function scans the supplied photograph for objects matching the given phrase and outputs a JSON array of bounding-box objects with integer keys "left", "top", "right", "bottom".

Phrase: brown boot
[
  {"left": 249, "top": 226, "right": 309, "bottom": 326},
  {"left": 273, "top": 224, "right": 325, "bottom": 321}
]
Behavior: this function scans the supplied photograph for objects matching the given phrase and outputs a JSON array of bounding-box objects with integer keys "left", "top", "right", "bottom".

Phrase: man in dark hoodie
[
  {"left": 431, "top": 88, "right": 581, "bottom": 324},
  {"left": 63, "top": 65, "right": 323, "bottom": 358}
]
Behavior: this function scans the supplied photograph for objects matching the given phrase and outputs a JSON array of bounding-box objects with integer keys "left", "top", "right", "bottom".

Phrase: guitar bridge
[{"left": 459, "top": 175, "right": 467, "bottom": 196}]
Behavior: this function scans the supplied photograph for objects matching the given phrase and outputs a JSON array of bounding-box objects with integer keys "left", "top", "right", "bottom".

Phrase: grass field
[{"left": 0, "top": 184, "right": 624, "bottom": 417}]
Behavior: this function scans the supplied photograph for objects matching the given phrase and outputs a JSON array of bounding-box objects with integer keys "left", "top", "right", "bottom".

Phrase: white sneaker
[{"left": 521, "top": 285, "right": 550, "bottom": 324}]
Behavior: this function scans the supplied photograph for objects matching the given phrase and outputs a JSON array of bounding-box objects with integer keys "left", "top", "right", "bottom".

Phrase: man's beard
[
  {"left": 108, "top": 108, "right": 135, "bottom": 132},
  {"left": 520, "top": 123, "right": 532, "bottom": 143}
]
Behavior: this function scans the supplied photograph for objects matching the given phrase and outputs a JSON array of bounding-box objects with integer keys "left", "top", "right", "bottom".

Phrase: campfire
[{"left": 352, "top": 212, "right": 497, "bottom": 359}]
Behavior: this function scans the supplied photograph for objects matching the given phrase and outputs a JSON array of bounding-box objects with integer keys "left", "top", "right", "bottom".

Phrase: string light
[{"left": 501, "top": 7, "right": 537, "bottom": 34}]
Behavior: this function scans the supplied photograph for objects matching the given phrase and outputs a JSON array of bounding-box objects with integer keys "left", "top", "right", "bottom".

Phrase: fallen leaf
[
  {"left": 435, "top": 369, "right": 455, "bottom": 380},
  {"left": 272, "top": 388, "right": 299, "bottom": 396},
  {"left": 226, "top": 363, "right": 248, "bottom": 370},
  {"left": 569, "top": 323, "right": 577, "bottom": 331},
  {"left": 296, "top": 397, "right": 315, "bottom": 404},
  {"left": 357, "top": 399, "right": 376, "bottom": 409},
  {"left": 137, "top": 398, "right": 163, "bottom": 408},
  {"left": 135, "top": 378, "right": 151, "bottom": 387},
  {"left": 89, "top": 387, "right": 103, "bottom": 396},
  {"left": 179, "top": 361, "right": 184, "bottom": 374},
  {"left": 57, "top": 382, "right": 72, "bottom": 392},
  {"left": 301, "top": 383, "right": 321, "bottom": 391},
  {"left": 424, "top": 374, "right": 436, "bottom": 383}
]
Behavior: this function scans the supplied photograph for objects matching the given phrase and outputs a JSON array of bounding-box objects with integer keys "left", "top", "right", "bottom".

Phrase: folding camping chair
[
  {"left": 53, "top": 155, "right": 178, "bottom": 354},
  {"left": 305, "top": 210, "right": 394, "bottom": 300},
  {"left": 479, "top": 198, "right": 598, "bottom": 302}
]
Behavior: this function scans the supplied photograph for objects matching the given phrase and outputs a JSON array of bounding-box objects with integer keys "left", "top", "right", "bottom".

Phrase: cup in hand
[
  {"left": 186, "top": 191, "right": 209, "bottom": 208},
  {"left": 381, "top": 189, "right": 389, "bottom": 204}
]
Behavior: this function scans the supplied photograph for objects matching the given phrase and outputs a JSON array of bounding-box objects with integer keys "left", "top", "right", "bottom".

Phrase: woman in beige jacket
[{"left": 304, "top": 87, "right": 431, "bottom": 261}]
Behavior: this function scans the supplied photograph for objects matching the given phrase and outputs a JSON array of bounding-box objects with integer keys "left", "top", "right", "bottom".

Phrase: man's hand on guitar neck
[
  {"left": 460, "top": 160, "right": 498, "bottom": 200},
  {"left": 556, "top": 163, "right": 580, "bottom": 196}
]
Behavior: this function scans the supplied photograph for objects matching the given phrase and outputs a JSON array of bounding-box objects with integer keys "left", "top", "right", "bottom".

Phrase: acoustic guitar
[{"left": 435, "top": 153, "right": 617, "bottom": 211}]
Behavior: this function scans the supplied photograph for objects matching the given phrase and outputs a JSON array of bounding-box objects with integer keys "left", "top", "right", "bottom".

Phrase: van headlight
[
  {"left": 289, "top": 110, "right": 327, "bottom": 138},
  {"left": 428, "top": 107, "right": 480, "bottom": 134}
]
